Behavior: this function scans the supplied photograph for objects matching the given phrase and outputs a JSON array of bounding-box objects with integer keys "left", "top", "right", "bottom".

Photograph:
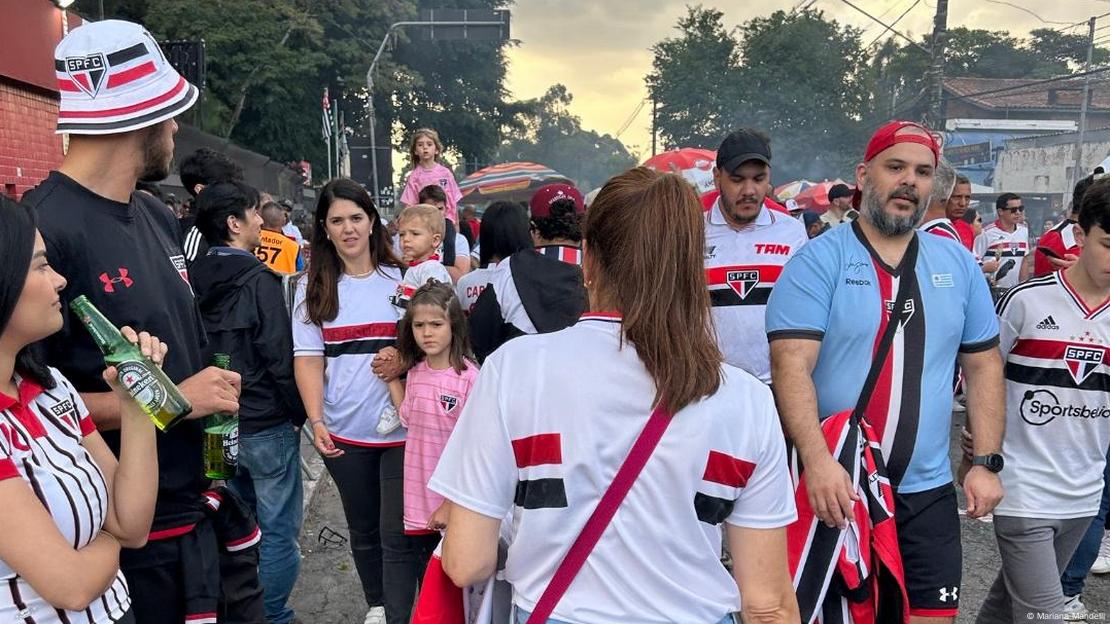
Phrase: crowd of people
[{"left": 0, "top": 15, "right": 1108, "bottom": 624}]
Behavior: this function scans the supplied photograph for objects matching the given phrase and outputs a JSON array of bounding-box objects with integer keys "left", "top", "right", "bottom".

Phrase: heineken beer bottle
[
  {"left": 70, "top": 295, "right": 192, "bottom": 431},
  {"left": 203, "top": 354, "right": 238, "bottom": 479}
]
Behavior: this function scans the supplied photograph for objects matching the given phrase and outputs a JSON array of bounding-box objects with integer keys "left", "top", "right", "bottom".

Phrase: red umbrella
[
  {"left": 643, "top": 148, "right": 717, "bottom": 195},
  {"left": 793, "top": 179, "right": 850, "bottom": 213}
]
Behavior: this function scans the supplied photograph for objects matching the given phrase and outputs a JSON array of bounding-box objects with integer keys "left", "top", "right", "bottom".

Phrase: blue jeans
[
  {"left": 1061, "top": 448, "right": 1110, "bottom": 597},
  {"left": 229, "top": 422, "right": 304, "bottom": 624},
  {"left": 513, "top": 606, "right": 735, "bottom": 623}
]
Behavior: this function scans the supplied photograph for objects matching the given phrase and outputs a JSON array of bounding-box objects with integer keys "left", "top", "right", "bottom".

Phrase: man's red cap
[
  {"left": 530, "top": 183, "right": 585, "bottom": 219},
  {"left": 854, "top": 120, "right": 940, "bottom": 209}
]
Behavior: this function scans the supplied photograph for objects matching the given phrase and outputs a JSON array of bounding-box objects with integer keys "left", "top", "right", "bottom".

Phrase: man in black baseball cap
[
  {"left": 713, "top": 128, "right": 773, "bottom": 227},
  {"left": 821, "top": 182, "right": 858, "bottom": 228}
]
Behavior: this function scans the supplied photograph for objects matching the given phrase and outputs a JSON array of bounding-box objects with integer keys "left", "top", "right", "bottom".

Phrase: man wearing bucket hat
[
  {"left": 767, "top": 121, "right": 1005, "bottom": 623},
  {"left": 22, "top": 19, "right": 264, "bottom": 624}
]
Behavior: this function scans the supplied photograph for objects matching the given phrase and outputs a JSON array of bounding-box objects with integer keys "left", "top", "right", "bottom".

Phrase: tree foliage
[{"left": 496, "top": 85, "right": 638, "bottom": 191}]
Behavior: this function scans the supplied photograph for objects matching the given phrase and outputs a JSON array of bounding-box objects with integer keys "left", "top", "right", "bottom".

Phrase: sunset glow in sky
[{"left": 502, "top": 0, "right": 1110, "bottom": 160}]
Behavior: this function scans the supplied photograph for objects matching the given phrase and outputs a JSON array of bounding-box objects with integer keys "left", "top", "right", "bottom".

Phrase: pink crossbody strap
[{"left": 525, "top": 402, "right": 673, "bottom": 624}]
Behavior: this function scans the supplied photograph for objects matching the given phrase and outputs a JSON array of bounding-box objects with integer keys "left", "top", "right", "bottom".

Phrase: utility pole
[
  {"left": 923, "top": 0, "right": 949, "bottom": 129},
  {"left": 1072, "top": 16, "right": 1097, "bottom": 200},
  {"left": 651, "top": 95, "right": 657, "bottom": 157}
]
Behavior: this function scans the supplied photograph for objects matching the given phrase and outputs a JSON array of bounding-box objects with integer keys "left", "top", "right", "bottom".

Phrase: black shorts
[{"left": 894, "top": 482, "right": 962, "bottom": 618}]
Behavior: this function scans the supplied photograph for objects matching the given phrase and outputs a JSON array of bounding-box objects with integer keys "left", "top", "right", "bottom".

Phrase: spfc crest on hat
[
  {"left": 64, "top": 53, "right": 108, "bottom": 98},
  {"left": 1064, "top": 344, "right": 1106, "bottom": 385},
  {"left": 726, "top": 269, "right": 759, "bottom": 300},
  {"left": 439, "top": 394, "right": 459, "bottom": 414}
]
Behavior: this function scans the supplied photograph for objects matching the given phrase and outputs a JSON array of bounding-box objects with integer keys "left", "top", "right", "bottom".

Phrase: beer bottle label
[
  {"left": 117, "top": 361, "right": 167, "bottom": 414},
  {"left": 223, "top": 423, "right": 239, "bottom": 466}
]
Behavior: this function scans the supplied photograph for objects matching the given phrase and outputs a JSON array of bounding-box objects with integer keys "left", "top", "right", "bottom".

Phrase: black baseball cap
[{"left": 716, "top": 128, "right": 772, "bottom": 174}]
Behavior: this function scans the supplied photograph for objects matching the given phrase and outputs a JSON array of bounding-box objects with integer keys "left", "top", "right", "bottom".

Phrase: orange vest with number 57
[{"left": 255, "top": 229, "right": 299, "bottom": 274}]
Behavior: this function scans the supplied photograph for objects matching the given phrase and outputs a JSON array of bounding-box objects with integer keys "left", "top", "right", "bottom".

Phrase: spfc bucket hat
[{"left": 54, "top": 20, "right": 198, "bottom": 135}]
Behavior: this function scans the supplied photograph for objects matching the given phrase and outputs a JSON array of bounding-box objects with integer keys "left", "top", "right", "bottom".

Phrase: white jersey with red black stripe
[
  {"left": 994, "top": 271, "right": 1110, "bottom": 519},
  {"left": 429, "top": 314, "right": 796, "bottom": 623},
  {"left": 704, "top": 201, "right": 807, "bottom": 383},
  {"left": 292, "top": 270, "right": 406, "bottom": 446},
  {"left": 393, "top": 256, "right": 453, "bottom": 316},
  {"left": 918, "top": 217, "right": 961, "bottom": 242},
  {"left": 974, "top": 221, "right": 1029, "bottom": 290},
  {"left": 536, "top": 244, "right": 583, "bottom": 266},
  {"left": 0, "top": 369, "right": 131, "bottom": 623}
]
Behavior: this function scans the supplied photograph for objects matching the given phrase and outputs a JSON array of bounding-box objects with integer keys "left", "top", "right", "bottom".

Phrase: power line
[
  {"left": 867, "top": 0, "right": 922, "bottom": 48},
  {"left": 615, "top": 98, "right": 648, "bottom": 139},
  {"left": 982, "top": 0, "right": 1076, "bottom": 25},
  {"left": 835, "top": 0, "right": 931, "bottom": 54}
]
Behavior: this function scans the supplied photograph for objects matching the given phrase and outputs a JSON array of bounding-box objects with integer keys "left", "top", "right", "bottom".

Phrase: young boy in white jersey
[
  {"left": 380, "top": 204, "right": 453, "bottom": 434},
  {"left": 975, "top": 178, "right": 1110, "bottom": 623}
]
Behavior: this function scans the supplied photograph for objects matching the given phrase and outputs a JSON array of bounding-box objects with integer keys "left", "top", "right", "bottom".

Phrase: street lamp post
[{"left": 364, "top": 12, "right": 509, "bottom": 208}]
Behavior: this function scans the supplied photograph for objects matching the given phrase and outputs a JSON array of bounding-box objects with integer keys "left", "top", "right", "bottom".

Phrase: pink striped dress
[{"left": 401, "top": 359, "right": 479, "bottom": 533}]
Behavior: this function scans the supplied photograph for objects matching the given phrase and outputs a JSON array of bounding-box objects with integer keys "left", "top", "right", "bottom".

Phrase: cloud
[{"left": 505, "top": 0, "right": 1110, "bottom": 160}]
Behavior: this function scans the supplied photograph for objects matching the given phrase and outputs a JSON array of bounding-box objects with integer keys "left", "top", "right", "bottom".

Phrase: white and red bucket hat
[{"left": 54, "top": 19, "right": 198, "bottom": 135}]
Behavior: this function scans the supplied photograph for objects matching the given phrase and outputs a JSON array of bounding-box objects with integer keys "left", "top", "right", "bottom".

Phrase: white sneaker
[
  {"left": 364, "top": 606, "right": 386, "bottom": 624},
  {"left": 1063, "top": 594, "right": 1088, "bottom": 621},
  {"left": 376, "top": 405, "right": 401, "bottom": 436},
  {"left": 1092, "top": 531, "right": 1110, "bottom": 574}
]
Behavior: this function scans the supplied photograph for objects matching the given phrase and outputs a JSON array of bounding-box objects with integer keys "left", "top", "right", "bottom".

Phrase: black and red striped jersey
[
  {"left": 536, "top": 244, "right": 583, "bottom": 266},
  {"left": 918, "top": 217, "right": 961, "bottom": 242}
]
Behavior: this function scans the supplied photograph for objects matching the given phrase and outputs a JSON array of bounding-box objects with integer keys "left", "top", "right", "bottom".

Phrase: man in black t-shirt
[{"left": 23, "top": 19, "right": 258, "bottom": 623}]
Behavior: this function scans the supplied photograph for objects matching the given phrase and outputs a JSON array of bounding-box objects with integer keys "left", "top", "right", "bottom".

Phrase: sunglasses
[{"left": 1001, "top": 206, "right": 1025, "bottom": 213}]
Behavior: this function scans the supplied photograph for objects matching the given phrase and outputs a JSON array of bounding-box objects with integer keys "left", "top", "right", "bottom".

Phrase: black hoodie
[{"left": 190, "top": 248, "right": 307, "bottom": 433}]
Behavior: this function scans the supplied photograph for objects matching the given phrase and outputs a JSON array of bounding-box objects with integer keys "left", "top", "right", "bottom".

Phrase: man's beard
[
  {"left": 861, "top": 183, "right": 927, "bottom": 236},
  {"left": 137, "top": 124, "right": 171, "bottom": 182},
  {"left": 720, "top": 189, "right": 762, "bottom": 226}
]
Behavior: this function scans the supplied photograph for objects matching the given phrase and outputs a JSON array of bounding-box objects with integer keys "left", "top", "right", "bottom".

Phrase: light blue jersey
[{"left": 766, "top": 222, "right": 999, "bottom": 493}]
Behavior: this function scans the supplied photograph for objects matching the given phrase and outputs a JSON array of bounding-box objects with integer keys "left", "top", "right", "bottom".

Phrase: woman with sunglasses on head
[{"left": 0, "top": 196, "right": 160, "bottom": 623}]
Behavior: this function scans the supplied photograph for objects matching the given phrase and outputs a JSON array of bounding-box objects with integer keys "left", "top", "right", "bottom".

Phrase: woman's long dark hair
[
  {"left": 585, "top": 167, "right": 721, "bottom": 412},
  {"left": 0, "top": 196, "right": 55, "bottom": 389},
  {"left": 395, "top": 281, "right": 473, "bottom": 374},
  {"left": 478, "top": 201, "right": 532, "bottom": 268},
  {"left": 303, "top": 179, "right": 402, "bottom": 325}
]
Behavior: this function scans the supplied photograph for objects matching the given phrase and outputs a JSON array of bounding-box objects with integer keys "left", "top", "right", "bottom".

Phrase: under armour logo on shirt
[{"left": 99, "top": 268, "right": 134, "bottom": 292}]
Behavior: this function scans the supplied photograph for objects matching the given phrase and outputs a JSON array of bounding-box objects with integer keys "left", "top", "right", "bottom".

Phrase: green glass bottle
[
  {"left": 203, "top": 353, "right": 238, "bottom": 480},
  {"left": 70, "top": 295, "right": 192, "bottom": 431}
]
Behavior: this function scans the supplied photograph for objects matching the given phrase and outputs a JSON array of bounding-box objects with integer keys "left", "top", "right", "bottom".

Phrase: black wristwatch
[{"left": 971, "top": 453, "right": 1004, "bottom": 473}]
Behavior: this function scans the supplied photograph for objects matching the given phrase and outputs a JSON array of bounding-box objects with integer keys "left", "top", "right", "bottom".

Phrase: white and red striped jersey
[
  {"left": 393, "top": 256, "right": 453, "bottom": 315},
  {"left": 974, "top": 221, "right": 1029, "bottom": 289},
  {"left": 430, "top": 314, "right": 795, "bottom": 623},
  {"left": 536, "top": 244, "right": 583, "bottom": 266},
  {"left": 292, "top": 270, "right": 406, "bottom": 446},
  {"left": 918, "top": 217, "right": 960, "bottom": 242},
  {"left": 704, "top": 202, "right": 807, "bottom": 383},
  {"left": 994, "top": 271, "right": 1110, "bottom": 519},
  {"left": 0, "top": 369, "right": 131, "bottom": 623}
]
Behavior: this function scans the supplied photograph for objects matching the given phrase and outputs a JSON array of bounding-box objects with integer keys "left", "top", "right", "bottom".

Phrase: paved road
[{"left": 289, "top": 411, "right": 1110, "bottom": 623}]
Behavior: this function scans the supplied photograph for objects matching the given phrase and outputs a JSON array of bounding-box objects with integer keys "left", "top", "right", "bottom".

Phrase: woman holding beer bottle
[
  {"left": 0, "top": 196, "right": 160, "bottom": 622},
  {"left": 291, "top": 179, "right": 417, "bottom": 624}
]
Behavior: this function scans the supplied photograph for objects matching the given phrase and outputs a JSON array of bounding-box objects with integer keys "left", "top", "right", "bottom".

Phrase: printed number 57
[{"left": 255, "top": 246, "right": 282, "bottom": 263}]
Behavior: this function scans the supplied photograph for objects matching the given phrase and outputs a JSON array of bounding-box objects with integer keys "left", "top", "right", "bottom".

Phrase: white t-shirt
[
  {"left": 429, "top": 314, "right": 797, "bottom": 623},
  {"left": 481, "top": 256, "right": 538, "bottom": 334},
  {"left": 705, "top": 202, "right": 807, "bottom": 383},
  {"left": 974, "top": 221, "right": 1029, "bottom": 289},
  {"left": 456, "top": 263, "right": 499, "bottom": 314},
  {"left": 292, "top": 270, "right": 406, "bottom": 446},
  {"left": 994, "top": 271, "right": 1110, "bottom": 519},
  {"left": 393, "top": 258, "right": 454, "bottom": 316}
]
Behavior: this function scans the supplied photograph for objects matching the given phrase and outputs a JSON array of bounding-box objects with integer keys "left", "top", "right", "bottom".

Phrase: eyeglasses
[{"left": 1001, "top": 206, "right": 1025, "bottom": 213}]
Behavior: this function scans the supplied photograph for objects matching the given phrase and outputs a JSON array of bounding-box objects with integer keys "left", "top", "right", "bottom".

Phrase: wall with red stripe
[{"left": 0, "top": 79, "right": 63, "bottom": 200}]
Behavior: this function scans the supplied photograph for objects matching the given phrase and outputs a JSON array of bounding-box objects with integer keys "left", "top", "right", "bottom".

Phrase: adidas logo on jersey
[{"left": 1036, "top": 315, "right": 1060, "bottom": 330}]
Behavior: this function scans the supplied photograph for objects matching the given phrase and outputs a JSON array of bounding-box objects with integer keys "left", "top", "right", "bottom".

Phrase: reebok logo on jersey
[
  {"left": 99, "top": 268, "right": 134, "bottom": 292},
  {"left": 1036, "top": 316, "right": 1060, "bottom": 330},
  {"left": 439, "top": 394, "right": 459, "bottom": 414},
  {"left": 1064, "top": 344, "right": 1107, "bottom": 385},
  {"left": 726, "top": 269, "right": 759, "bottom": 300}
]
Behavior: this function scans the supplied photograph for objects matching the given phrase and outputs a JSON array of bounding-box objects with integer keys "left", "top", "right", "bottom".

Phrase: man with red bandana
[{"left": 768, "top": 121, "right": 1006, "bottom": 623}]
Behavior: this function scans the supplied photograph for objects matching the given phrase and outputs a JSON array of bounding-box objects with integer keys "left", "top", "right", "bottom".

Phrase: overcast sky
[{"left": 502, "top": 0, "right": 1110, "bottom": 159}]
